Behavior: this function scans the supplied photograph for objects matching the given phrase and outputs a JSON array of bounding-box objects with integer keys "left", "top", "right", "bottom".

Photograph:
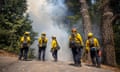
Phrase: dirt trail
[{"left": 0, "top": 56, "right": 119, "bottom": 72}]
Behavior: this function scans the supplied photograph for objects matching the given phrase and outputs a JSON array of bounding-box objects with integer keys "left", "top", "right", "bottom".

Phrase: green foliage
[
  {"left": 0, "top": 29, "right": 11, "bottom": 48},
  {"left": 86, "top": 0, "right": 101, "bottom": 24},
  {"left": 28, "top": 48, "right": 35, "bottom": 59},
  {"left": 66, "top": 0, "right": 101, "bottom": 25},
  {"left": 113, "top": 18, "right": 120, "bottom": 65},
  {"left": 109, "top": 0, "right": 120, "bottom": 14},
  {"left": 66, "top": 0, "right": 81, "bottom": 26},
  {"left": 67, "top": 15, "right": 80, "bottom": 24},
  {"left": 0, "top": 0, "right": 36, "bottom": 53},
  {"left": 66, "top": 0, "right": 80, "bottom": 14}
]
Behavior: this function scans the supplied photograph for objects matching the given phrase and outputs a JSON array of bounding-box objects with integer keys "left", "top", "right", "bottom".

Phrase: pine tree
[
  {"left": 0, "top": 0, "right": 34, "bottom": 52},
  {"left": 100, "top": 0, "right": 117, "bottom": 66}
]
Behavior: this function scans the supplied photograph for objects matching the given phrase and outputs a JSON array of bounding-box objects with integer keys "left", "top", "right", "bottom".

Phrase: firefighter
[
  {"left": 69, "top": 28, "right": 84, "bottom": 66},
  {"left": 19, "top": 32, "right": 31, "bottom": 60},
  {"left": 86, "top": 32, "right": 101, "bottom": 67},
  {"left": 51, "top": 36, "right": 60, "bottom": 62},
  {"left": 38, "top": 32, "right": 48, "bottom": 61}
]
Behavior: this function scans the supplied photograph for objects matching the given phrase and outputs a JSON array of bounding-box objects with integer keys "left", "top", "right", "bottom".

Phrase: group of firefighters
[{"left": 19, "top": 28, "right": 101, "bottom": 68}]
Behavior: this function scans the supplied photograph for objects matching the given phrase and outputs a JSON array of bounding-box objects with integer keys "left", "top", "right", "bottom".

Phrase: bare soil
[{"left": 0, "top": 50, "right": 119, "bottom": 72}]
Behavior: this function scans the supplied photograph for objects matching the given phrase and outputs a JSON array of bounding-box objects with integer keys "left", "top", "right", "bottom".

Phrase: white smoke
[{"left": 27, "top": 0, "right": 72, "bottom": 61}]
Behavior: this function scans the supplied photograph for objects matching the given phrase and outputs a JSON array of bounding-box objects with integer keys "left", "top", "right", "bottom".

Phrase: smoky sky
[{"left": 27, "top": 0, "right": 72, "bottom": 61}]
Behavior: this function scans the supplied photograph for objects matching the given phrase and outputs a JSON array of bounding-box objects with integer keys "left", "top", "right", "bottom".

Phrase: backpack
[
  {"left": 42, "top": 39, "right": 47, "bottom": 47},
  {"left": 55, "top": 40, "right": 60, "bottom": 50},
  {"left": 89, "top": 38, "right": 94, "bottom": 47},
  {"left": 69, "top": 33, "right": 77, "bottom": 48},
  {"left": 22, "top": 37, "right": 28, "bottom": 47}
]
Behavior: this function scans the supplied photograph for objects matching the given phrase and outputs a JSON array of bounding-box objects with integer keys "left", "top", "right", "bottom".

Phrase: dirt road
[{"left": 0, "top": 56, "right": 118, "bottom": 72}]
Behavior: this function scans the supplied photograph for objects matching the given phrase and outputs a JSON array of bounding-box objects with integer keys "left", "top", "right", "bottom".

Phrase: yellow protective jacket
[
  {"left": 51, "top": 39, "right": 57, "bottom": 49},
  {"left": 20, "top": 36, "right": 31, "bottom": 43},
  {"left": 20, "top": 36, "right": 31, "bottom": 48},
  {"left": 69, "top": 33, "right": 84, "bottom": 46},
  {"left": 38, "top": 37, "right": 48, "bottom": 47},
  {"left": 86, "top": 38, "right": 100, "bottom": 51}
]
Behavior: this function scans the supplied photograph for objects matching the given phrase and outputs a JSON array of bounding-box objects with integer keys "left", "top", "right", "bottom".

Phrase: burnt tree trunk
[
  {"left": 101, "top": 1, "right": 116, "bottom": 66},
  {"left": 79, "top": 0, "right": 92, "bottom": 38}
]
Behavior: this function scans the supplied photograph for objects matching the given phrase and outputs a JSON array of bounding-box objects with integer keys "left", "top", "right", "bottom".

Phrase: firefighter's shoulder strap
[{"left": 89, "top": 38, "right": 94, "bottom": 47}]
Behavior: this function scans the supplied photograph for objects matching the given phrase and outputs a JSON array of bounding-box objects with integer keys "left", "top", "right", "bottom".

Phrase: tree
[
  {"left": 0, "top": 0, "right": 35, "bottom": 53},
  {"left": 66, "top": 0, "right": 81, "bottom": 28},
  {"left": 100, "top": 0, "right": 116, "bottom": 66},
  {"left": 79, "top": 0, "right": 92, "bottom": 63},
  {"left": 110, "top": 0, "right": 120, "bottom": 65},
  {"left": 79, "top": 0, "right": 92, "bottom": 38}
]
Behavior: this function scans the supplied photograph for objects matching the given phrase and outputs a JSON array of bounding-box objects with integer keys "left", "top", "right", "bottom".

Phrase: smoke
[{"left": 27, "top": 0, "right": 72, "bottom": 61}]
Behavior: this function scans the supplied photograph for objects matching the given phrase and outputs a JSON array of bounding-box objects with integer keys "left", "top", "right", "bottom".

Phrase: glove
[
  {"left": 50, "top": 48, "right": 54, "bottom": 53},
  {"left": 80, "top": 45, "right": 84, "bottom": 49},
  {"left": 28, "top": 44, "right": 30, "bottom": 47},
  {"left": 98, "top": 50, "right": 102, "bottom": 57},
  {"left": 20, "top": 44, "right": 23, "bottom": 48}
]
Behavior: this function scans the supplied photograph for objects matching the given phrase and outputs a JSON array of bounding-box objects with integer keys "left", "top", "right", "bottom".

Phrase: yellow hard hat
[
  {"left": 41, "top": 32, "right": 46, "bottom": 36},
  {"left": 71, "top": 28, "right": 77, "bottom": 32},
  {"left": 24, "top": 32, "right": 30, "bottom": 35},
  {"left": 52, "top": 35, "right": 56, "bottom": 39},
  {"left": 88, "top": 32, "right": 93, "bottom": 37}
]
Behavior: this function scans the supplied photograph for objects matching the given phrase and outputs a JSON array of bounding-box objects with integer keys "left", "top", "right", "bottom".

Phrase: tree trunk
[
  {"left": 79, "top": 0, "right": 92, "bottom": 63},
  {"left": 101, "top": 2, "right": 117, "bottom": 66},
  {"left": 79, "top": 0, "right": 92, "bottom": 38}
]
